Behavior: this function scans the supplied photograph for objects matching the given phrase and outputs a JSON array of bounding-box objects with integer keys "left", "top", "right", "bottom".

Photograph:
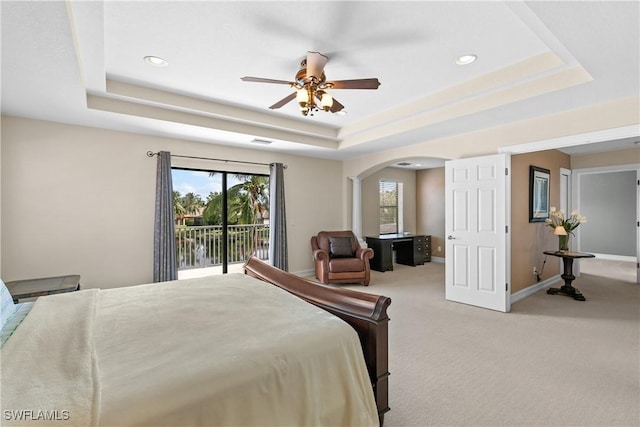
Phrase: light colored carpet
[
  {"left": 315, "top": 261, "right": 639, "bottom": 426},
  {"left": 580, "top": 258, "right": 637, "bottom": 284}
]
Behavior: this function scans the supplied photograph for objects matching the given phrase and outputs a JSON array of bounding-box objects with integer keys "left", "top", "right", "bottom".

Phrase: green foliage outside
[
  {"left": 174, "top": 174, "right": 270, "bottom": 267},
  {"left": 174, "top": 174, "right": 269, "bottom": 226}
]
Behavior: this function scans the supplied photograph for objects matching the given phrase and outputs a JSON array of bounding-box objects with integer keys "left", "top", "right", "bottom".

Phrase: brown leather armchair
[{"left": 311, "top": 230, "right": 374, "bottom": 286}]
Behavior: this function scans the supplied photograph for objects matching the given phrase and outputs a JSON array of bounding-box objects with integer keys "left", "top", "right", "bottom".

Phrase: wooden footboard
[{"left": 243, "top": 256, "right": 391, "bottom": 425}]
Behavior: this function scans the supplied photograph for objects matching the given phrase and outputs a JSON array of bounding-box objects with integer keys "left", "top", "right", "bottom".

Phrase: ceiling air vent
[{"left": 250, "top": 138, "right": 272, "bottom": 145}]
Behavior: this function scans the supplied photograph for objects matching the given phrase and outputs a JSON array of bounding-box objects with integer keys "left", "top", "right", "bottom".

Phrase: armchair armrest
[
  {"left": 313, "top": 249, "right": 330, "bottom": 262},
  {"left": 312, "top": 245, "right": 330, "bottom": 285},
  {"left": 356, "top": 247, "right": 374, "bottom": 260}
]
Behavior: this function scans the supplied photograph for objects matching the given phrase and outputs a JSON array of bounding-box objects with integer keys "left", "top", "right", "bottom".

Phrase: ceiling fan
[{"left": 241, "top": 51, "right": 381, "bottom": 116}]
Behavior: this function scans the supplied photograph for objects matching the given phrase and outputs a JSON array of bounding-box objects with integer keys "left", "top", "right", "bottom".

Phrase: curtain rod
[{"left": 146, "top": 151, "right": 287, "bottom": 168}]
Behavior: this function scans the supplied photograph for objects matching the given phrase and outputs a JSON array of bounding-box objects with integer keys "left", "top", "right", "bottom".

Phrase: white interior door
[
  {"left": 637, "top": 169, "right": 639, "bottom": 284},
  {"left": 445, "top": 154, "right": 510, "bottom": 312}
]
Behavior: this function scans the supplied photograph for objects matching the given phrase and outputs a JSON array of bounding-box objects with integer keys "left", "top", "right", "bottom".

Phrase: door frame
[
  {"left": 559, "top": 168, "right": 571, "bottom": 274},
  {"left": 572, "top": 164, "right": 639, "bottom": 282}
]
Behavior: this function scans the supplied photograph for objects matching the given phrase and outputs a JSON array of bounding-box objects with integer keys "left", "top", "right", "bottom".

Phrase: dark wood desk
[
  {"left": 543, "top": 251, "right": 595, "bottom": 301},
  {"left": 5, "top": 275, "right": 81, "bottom": 303},
  {"left": 366, "top": 234, "right": 430, "bottom": 272}
]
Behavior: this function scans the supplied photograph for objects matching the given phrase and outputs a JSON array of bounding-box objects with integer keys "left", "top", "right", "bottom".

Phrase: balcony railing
[{"left": 176, "top": 224, "right": 269, "bottom": 270}]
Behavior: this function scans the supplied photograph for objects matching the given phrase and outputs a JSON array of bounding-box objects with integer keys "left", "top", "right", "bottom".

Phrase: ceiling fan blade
[
  {"left": 241, "top": 76, "right": 294, "bottom": 85},
  {"left": 329, "top": 97, "right": 345, "bottom": 113},
  {"left": 269, "top": 92, "right": 297, "bottom": 109},
  {"left": 327, "top": 78, "right": 381, "bottom": 90},
  {"left": 306, "top": 52, "right": 328, "bottom": 80}
]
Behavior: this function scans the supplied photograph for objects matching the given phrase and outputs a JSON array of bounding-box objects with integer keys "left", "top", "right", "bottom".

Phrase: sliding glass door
[
  {"left": 172, "top": 168, "right": 269, "bottom": 275},
  {"left": 224, "top": 174, "right": 270, "bottom": 270}
]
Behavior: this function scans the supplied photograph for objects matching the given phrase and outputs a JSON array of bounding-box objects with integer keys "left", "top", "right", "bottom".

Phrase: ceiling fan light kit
[
  {"left": 296, "top": 87, "right": 333, "bottom": 115},
  {"left": 241, "top": 51, "right": 380, "bottom": 117}
]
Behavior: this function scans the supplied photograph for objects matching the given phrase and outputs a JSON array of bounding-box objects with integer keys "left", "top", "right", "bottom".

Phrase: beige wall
[
  {"left": 416, "top": 167, "right": 445, "bottom": 259},
  {"left": 570, "top": 147, "right": 640, "bottom": 169},
  {"left": 342, "top": 97, "right": 639, "bottom": 185},
  {"left": 2, "top": 98, "right": 637, "bottom": 295},
  {"left": 511, "top": 150, "right": 570, "bottom": 293},
  {"left": 361, "top": 167, "right": 416, "bottom": 238},
  {"left": 1, "top": 116, "right": 343, "bottom": 288},
  {"left": 341, "top": 97, "right": 637, "bottom": 294}
]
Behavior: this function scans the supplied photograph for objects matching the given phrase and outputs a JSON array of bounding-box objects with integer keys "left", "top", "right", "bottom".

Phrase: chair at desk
[{"left": 311, "top": 231, "right": 374, "bottom": 286}]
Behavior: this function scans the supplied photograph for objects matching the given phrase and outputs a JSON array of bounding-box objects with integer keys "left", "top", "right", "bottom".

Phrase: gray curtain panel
[
  {"left": 269, "top": 163, "right": 288, "bottom": 271},
  {"left": 153, "top": 151, "right": 177, "bottom": 282}
]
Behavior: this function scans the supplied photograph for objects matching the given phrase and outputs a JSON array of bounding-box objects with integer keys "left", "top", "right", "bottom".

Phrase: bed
[{"left": 1, "top": 257, "right": 391, "bottom": 426}]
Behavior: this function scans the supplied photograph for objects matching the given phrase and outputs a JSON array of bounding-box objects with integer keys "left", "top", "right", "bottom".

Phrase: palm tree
[
  {"left": 203, "top": 192, "right": 223, "bottom": 225},
  {"left": 203, "top": 175, "right": 268, "bottom": 225},
  {"left": 181, "top": 192, "right": 204, "bottom": 216},
  {"left": 173, "top": 191, "right": 186, "bottom": 224},
  {"left": 230, "top": 174, "right": 269, "bottom": 224},
  {"left": 204, "top": 174, "right": 269, "bottom": 258},
  {"left": 229, "top": 175, "right": 269, "bottom": 257}
]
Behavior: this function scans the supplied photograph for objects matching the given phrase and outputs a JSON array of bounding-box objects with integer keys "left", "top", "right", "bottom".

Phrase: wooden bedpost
[{"left": 243, "top": 256, "right": 391, "bottom": 425}]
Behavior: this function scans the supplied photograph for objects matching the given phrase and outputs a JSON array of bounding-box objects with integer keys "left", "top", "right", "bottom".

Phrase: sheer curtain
[
  {"left": 269, "top": 163, "right": 288, "bottom": 271},
  {"left": 153, "top": 151, "right": 177, "bottom": 282}
]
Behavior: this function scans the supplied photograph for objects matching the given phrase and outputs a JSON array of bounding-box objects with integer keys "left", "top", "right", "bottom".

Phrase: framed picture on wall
[{"left": 529, "top": 166, "right": 550, "bottom": 223}]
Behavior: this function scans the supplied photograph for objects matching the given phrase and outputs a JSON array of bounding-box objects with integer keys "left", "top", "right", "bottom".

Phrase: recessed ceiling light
[
  {"left": 144, "top": 56, "right": 168, "bottom": 67},
  {"left": 456, "top": 54, "right": 477, "bottom": 65}
]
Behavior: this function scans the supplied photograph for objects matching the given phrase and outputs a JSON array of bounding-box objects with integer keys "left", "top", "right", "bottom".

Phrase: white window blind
[{"left": 379, "top": 180, "right": 398, "bottom": 234}]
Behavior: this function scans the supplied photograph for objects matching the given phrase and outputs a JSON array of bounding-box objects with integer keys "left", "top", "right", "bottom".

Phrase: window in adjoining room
[{"left": 379, "top": 180, "right": 403, "bottom": 234}]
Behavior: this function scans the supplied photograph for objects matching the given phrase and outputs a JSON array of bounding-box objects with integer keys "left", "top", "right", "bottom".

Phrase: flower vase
[{"left": 558, "top": 234, "right": 570, "bottom": 251}]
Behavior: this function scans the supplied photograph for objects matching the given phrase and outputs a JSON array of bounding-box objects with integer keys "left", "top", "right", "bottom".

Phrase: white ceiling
[{"left": 1, "top": 1, "right": 639, "bottom": 166}]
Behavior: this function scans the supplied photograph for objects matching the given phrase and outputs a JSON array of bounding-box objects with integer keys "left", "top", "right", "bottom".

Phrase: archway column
[{"left": 349, "top": 176, "right": 363, "bottom": 240}]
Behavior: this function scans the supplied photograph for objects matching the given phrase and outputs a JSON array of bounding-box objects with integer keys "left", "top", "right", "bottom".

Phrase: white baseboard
[
  {"left": 511, "top": 275, "right": 561, "bottom": 304},
  {"left": 588, "top": 253, "right": 636, "bottom": 262},
  {"left": 430, "top": 256, "right": 445, "bottom": 264}
]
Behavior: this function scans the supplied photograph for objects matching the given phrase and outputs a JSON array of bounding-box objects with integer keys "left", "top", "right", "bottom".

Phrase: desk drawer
[
  {"left": 423, "top": 236, "right": 432, "bottom": 262},
  {"left": 414, "top": 246, "right": 422, "bottom": 258}
]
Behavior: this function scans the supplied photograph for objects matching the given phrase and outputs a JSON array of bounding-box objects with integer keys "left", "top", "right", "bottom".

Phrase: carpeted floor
[{"left": 320, "top": 260, "right": 639, "bottom": 426}]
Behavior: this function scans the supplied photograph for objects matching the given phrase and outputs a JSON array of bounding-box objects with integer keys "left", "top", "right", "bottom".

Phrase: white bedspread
[
  {"left": 1, "top": 274, "right": 378, "bottom": 427},
  {"left": 1, "top": 289, "right": 101, "bottom": 426}
]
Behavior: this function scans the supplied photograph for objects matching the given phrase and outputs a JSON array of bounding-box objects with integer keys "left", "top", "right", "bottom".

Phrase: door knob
[{"left": 447, "top": 235, "right": 455, "bottom": 240}]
